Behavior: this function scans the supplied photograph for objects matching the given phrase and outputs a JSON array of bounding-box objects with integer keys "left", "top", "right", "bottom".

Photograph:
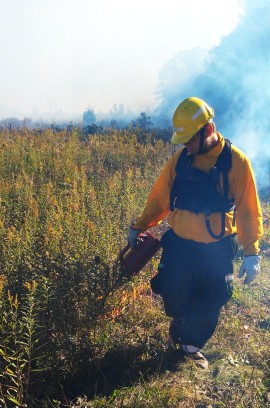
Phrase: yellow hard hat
[{"left": 171, "top": 97, "right": 214, "bottom": 144}]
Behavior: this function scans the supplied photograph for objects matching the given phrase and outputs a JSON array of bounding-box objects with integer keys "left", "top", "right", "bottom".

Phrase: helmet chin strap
[{"left": 197, "top": 127, "right": 205, "bottom": 154}]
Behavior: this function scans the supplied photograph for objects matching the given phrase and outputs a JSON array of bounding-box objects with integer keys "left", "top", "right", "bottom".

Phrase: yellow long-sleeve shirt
[{"left": 134, "top": 133, "right": 263, "bottom": 256}]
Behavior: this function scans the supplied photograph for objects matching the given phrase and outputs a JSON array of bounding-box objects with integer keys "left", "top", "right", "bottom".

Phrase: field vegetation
[{"left": 0, "top": 128, "right": 269, "bottom": 407}]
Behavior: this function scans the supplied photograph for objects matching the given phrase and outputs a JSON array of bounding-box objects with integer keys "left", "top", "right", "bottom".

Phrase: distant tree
[
  {"left": 110, "top": 119, "right": 118, "bottom": 129},
  {"left": 23, "top": 117, "right": 33, "bottom": 128},
  {"left": 83, "top": 123, "right": 103, "bottom": 136},
  {"left": 131, "top": 112, "right": 153, "bottom": 130},
  {"left": 82, "top": 108, "right": 96, "bottom": 128},
  {"left": 66, "top": 121, "right": 74, "bottom": 132},
  {"left": 0, "top": 117, "right": 21, "bottom": 130},
  {"left": 50, "top": 123, "right": 62, "bottom": 132}
]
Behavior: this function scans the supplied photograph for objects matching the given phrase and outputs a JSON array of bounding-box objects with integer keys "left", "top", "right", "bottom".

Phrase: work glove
[
  {"left": 238, "top": 255, "right": 261, "bottom": 284},
  {"left": 128, "top": 227, "right": 140, "bottom": 249}
]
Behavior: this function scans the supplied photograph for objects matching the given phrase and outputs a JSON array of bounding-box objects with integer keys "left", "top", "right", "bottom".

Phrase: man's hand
[
  {"left": 127, "top": 227, "right": 140, "bottom": 249},
  {"left": 238, "top": 255, "right": 261, "bottom": 284}
]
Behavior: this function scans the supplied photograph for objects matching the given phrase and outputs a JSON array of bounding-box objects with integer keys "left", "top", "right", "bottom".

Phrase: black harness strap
[
  {"left": 198, "top": 126, "right": 206, "bottom": 154},
  {"left": 205, "top": 139, "right": 232, "bottom": 239},
  {"left": 205, "top": 171, "right": 228, "bottom": 239}
]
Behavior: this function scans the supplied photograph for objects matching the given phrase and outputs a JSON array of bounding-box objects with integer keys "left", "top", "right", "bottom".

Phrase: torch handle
[
  {"left": 118, "top": 234, "right": 150, "bottom": 267},
  {"left": 119, "top": 244, "right": 131, "bottom": 267}
]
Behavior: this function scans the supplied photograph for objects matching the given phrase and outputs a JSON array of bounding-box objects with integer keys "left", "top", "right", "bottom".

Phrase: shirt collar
[{"left": 204, "top": 132, "right": 224, "bottom": 159}]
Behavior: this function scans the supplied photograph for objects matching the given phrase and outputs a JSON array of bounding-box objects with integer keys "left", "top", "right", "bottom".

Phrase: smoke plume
[{"left": 155, "top": 0, "right": 270, "bottom": 193}]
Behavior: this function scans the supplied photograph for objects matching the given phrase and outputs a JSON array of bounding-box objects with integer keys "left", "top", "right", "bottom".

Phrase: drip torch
[{"left": 119, "top": 231, "right": 161, "bottom": 277}]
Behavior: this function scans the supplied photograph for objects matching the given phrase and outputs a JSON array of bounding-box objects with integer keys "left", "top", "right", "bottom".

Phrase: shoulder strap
[
  {"left": 215, "top": 139, "right": 232, "bottom": 172},
  {"left": 205, "top": 139, "right": 233, "bottom": 240},
  {"left": 176, "top": 139, "right": 232, "bottom": 174},
  {"left": 175, "top": 147, "right": 194, "bottom": 174}
]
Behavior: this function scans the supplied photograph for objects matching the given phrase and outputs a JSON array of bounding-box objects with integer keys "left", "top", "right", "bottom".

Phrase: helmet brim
[{"left": 171, "top": 131, "right": 197, "bottom": 145}]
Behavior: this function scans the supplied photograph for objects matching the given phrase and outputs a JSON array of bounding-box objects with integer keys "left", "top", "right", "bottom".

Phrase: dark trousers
[{"left": 150, "top": 228, "right": 238, "bottom": 349}]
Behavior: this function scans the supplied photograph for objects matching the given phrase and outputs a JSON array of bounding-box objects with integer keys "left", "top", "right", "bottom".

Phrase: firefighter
[{"left": 128, "top": 97, "right": 263, "bottom": 369}]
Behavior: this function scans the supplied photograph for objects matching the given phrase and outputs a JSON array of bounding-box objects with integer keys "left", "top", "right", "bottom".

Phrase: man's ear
[{"left": 205, "top": 122, "right": 214, "bottom": 137}]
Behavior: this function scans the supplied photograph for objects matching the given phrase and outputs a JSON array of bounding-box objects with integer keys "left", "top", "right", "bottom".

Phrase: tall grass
[
  {"left": 0, "top": 128, "right": 170, "bottom": 405},
  {"left": 0, "top": 128, "right": 269, "bottom": 407}
]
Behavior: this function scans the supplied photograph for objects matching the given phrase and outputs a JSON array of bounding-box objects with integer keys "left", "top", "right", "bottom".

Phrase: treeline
[{"left": 0, "top": 110, "right": 173, "bottom": 143}]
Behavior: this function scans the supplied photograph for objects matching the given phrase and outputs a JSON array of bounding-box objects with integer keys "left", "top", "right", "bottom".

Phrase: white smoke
[{"left": 155, "top": 0, "right": 270, "bottom": 194}]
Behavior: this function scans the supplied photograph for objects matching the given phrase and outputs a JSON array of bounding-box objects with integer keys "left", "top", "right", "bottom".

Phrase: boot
[{"left": 184, "top": 351, "right": 209, "bottom": 369}]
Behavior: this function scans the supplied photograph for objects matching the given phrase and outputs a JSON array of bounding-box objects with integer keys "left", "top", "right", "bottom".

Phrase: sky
[{"left": 0, "top": 0, "right": 244, "bottom": 121}]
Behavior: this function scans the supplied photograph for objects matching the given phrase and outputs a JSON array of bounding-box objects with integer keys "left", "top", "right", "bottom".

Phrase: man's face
[{"left": 183, "top": 130, "right": 202, "bottom": 155}]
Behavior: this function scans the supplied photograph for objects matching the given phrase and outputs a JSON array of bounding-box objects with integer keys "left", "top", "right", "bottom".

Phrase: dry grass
[
  {"left": 67, "top": 248, "right": 270, "bottom": 408},
  {"left": 0, "top": 129, "right": 269, "bottom": 407}
]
